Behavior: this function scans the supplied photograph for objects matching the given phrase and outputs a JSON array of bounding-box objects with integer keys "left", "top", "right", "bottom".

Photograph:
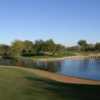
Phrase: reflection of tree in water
[
  {"left": 35, "top": 61, "right": 62, "bottom": 72},
  {"left": 46, "top": 61, "right": 62, "bottom": 72},
  {"left": 78, "top": 58, "right": 100, "bottom": 72},
  {"left": 78, "top": 59, "right": 90, "bottom": 72},
  {"left": 93, "top": 58, "right": 100, "bottom": 70}
]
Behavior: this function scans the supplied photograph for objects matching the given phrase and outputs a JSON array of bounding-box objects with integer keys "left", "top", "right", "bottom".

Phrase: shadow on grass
[{"left": 25, "top": 76, "right": 100, "bottom": 100}]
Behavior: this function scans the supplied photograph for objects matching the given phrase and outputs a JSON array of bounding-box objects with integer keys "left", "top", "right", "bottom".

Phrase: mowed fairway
[{"left": 0, "top": 66, "right": 100, "bottom": 100}]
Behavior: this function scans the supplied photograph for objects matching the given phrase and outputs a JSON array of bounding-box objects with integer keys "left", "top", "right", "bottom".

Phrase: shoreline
[
  {"left": 32, "top": 54, "right": 100, "bottom": 62},
  {"left": 23, "top": 68, "right": 100, "bottom": 85},
  {"left": 0, "top": 65, "right": 100, "bottom": 85}
]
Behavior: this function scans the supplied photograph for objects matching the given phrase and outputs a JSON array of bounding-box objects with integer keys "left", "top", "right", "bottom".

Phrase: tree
[
  {"left": 95, "top": 43, "right": 100, "bottom": 51},
  {"left": 78, "top": 40, "right": 88, "bottom": 51},
  {"left": 11, "top": 40, "right": 35, "bottom": 57},
  {"left": 22, "top": 40, "right": 34, "bottom": 56},
  {"left": 0, "top": 44, "right": 11, "bottom": 58},
  {"left": 34, "top": 40, "right": 45, "bottom": 55},
  {"left": 33, "top": 39, "right": 64, "bottom": 56},
  {"left": 67, "top": 46, "right": 79, "bottom": 51},
  {"left": 23, "top": 40, "right": 34, "bottom": 50},
  {"left": 11, "top": 40, "right": 24, "bottom": 57},
  {"left": 78, "top": 40, "right": 87, "bottom": 47},
  {"left": 45, "top": 39, "right": 55, "bottom": 53},
  {"left": 85, "top": 44, "right": 95, "bottom": 51}
]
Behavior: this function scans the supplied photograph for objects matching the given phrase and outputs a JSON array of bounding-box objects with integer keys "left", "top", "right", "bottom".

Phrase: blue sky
[{"left": 0, "top": 0, "right": 100, "bottom": 46}]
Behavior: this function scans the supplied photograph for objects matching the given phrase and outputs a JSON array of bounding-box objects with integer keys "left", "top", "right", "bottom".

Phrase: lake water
[{"left": 33, "top": 58, "right": 100, "bottom": 80}]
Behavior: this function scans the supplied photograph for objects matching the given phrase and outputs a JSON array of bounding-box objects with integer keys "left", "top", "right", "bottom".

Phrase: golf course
[
  {"left": 0, "top": 0, "right": 100, "bottom": 99},
  {"left": 0, "top": 65, "right": 100, "bottom": 100}
]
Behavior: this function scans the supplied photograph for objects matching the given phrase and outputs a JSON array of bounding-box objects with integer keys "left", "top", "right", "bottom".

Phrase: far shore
[{"left": 32, "top": 54, "right": 100, "bottom": 62}]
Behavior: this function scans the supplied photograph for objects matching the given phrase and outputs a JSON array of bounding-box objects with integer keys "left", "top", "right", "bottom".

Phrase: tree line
[
  {"left": 67, "top": 40, "right": 100, "bottom": 52},
  {"left": 0, "top": 39, "right": 100, "bottom": 59},
  {"left": 78, "top": 40, "right": 100, "bottom": 52},
  {"left": 0, "top": 39, "right": 66, "bottom": 58}
]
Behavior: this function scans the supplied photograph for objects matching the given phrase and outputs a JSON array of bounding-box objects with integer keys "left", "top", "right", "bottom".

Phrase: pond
[
  {"left": 33, "top": 58, "right": 100, "bottom": 80},
  {"left": 1, "top": 57, "right": 100, "bottom": 80}
]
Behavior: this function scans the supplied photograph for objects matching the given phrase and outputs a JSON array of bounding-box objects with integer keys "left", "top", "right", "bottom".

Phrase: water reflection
[
  {"left": 33, "top": 61, "right": 62, "bottom": 72},
  {"left": 33, "top": 59, "right": 100, "bottom": 80},
  {"left": 78, "top": 59, "right": 90, "bottom": 72},
  {"left": 1, "top": 57, "right": 100, "bottom": 80}
]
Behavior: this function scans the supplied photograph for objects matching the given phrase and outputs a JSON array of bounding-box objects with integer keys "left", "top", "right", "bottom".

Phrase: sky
[{"left": 0, "top": 0, "right": 100, "bottom": 46}]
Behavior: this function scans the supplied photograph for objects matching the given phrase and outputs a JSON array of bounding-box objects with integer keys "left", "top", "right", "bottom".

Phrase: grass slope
[{"left": 0, "top": 66, "right": 100, "bottom": 100}]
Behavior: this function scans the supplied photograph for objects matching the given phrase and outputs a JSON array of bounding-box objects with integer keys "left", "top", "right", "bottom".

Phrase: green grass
[
  {"left": 0, "top": 66, "right": 100, "bottom": 100},
  {"left": 32, "top": 53, "right": 76, "bottom": 60},
  {"left": 29, "top": 51, "right": 77, "bottom": 60}
]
